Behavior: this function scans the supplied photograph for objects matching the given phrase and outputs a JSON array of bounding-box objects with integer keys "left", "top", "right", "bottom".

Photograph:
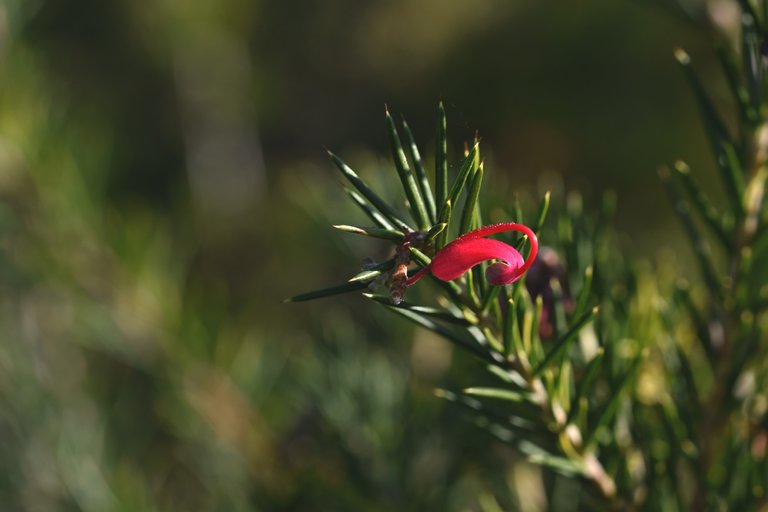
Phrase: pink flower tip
[{"left": 407, "top": 222, "right": 538, "bottom": 287}]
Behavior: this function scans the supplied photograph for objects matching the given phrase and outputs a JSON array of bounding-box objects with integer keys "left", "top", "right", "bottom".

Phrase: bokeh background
[{"left": 0, "top": 0, "right": 732, "bottom": 510}]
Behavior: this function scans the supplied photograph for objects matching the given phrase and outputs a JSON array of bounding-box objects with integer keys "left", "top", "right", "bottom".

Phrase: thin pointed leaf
[
  {"left": 504, "top": 297, "right": 525, "bottom": 359},
  {"left": 402, "top": 117, "right": 437, "bottom": 223},
  {"left": 518, "top": 441, "right": 586, "bottom": 477},
  {"left": 555, "top": 360, "right": 573, "bottom": 417},
  {"left": 744, "top": 164, "right": 768, "bottom": 243},
  {"left": 464, "top": 264, "right": 482, "bottom": 309},
  {"left": 672, "top": 342, "right": 703, "bottom": 418},
  {"left": 408, "top": 246, "right": 431, "bottom": 266},
  {"left": 513, "top": 193, "right": 524, "bottom": 224},
  {"left": 548, "top": 278, "right": 569, "bottom": 338},
  {"left": 436, "top": 199, "right": 452, "bottom": 249},
  {"left": 444, "top": 143, "right": 479, "bottom": 214},
  {"left": 364, "top": 293, "right": 476, "bottom": 325},
  {"left": 385, "top": 109, "right": 430, "bottom": 229},
  {"left": 674, "top": 49, "right": 732, "bottom": 144},
  {"left": 534, "top": 306, "right": 600, "bottom": 377},
  {"left": 530, "top": 296, "right": 546, "bottom": 363},
  {"left": 658, "top": 401, "right": 698, "bottom": 461},
  {"left": 332, "top": 224, "right": 404, "bottom": 242},
  {"left": 285, "top": 281, "right": 370, "bottom": 302},
  {"left": 373, "top": 301, "right": 498, "bottom": 363},
  {"left": 572, "top": 265, "right": 593, "bottom": 321},
  {"left": 486, "top": 364, "right": 528, "bottom": 389},
  {"left": 742, "top": 13, "right": 764, "bottom": 115},
  {"left": 460, "top": 162, "right": 484, "bottom": 234},
  {"left": 436, "top": 389, "right": 544, "bottom": 436},
  {"left": 567, "top": 347, "right": 604, "bottom": 424},
  {"left": 436, "top": 101, "right": 448, "bottom": 208},
  {"left": 674, "top": 281, "right": 716, "bottom": 365},
  {"left": 464, "top": 387, "right": 531, "bottom": 403},
  {"left": 533, "top": 191, "right": 551, "bottom": 235},
  {"left": 672, "top": 161, "right": 731, "bottom": 247},
  {"left": 343, "top": 187, "right": 396, "bottom": 230},
  {"left": 674, "top": 49, "right": 745, "bottom": 211},
  {"left": 659, "top": 166, "right": 724, "bottom": 301},
  {"left": 348, "top": 258, "right": 395, "bottom": 283},
  {"left": 584, "top": 350, "right": 644, "bottom": 449},
  {"left": 480, "top": 285, "right": 501, "bottom": 314},
  {"left": 349, "top": 270, "right": 385, "bottom": 283},
  {"left": 330, "top": 151, "right": 411, "bottom": 228},
  {"left": 715, "top": 43, "right": 753, "bottom": 125},
  {"left": 723, "top": 141, "right": 747, "bottom": 203},
  {"left": 425, "top": 222, "right": 447, "bottom": 243},
  {"left": 481, "top": 326, "right": 504, "bottom": 353}
]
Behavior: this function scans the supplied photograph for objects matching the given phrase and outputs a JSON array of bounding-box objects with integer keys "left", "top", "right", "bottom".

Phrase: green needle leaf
[
  {"left": 343, "top": 187, "right": 396, "bottom": 230},
  {"left": 673, "top": 281, "right": 716, "bottom": 365},
  {"left": 715, "top": 43, "right": 753, "bottom": 125},
  {"left": 672, "top": 161, "right": 731, "bottom": 247},
  {"left": 513, "top": 193, "right": 524, "bottom": 224},
  {"left": 533, "top": 191, "right": 551, "bottom": 235},
  {"left": 674, "top": 49, "right": 745, "bottom": 213},
  {"left": 504, "top": 297, "right": 525, "bottom": 359},
  {"left": 742, "top": 12, "right": 764, "bottom": 115},
  {"left": 436, "top": 101, "right": 448, "bottom": 208},
  {"left": 480, "top": 285, "right": 501, "bottom": 314},
  {"left": 385, "top": 108, "right": 430, "bottom": 229},
  {"left": 332, "top": 224, "right": 404, "bottom": 242},
  {"left": 534, "top": 306, "right": 600, "bottom": 377},
  {"left": 584, "top": 350, "right": 645, "bottom": 450},
  {"left": 567, "top": 347, "right": 604, "bottom": 425},
  {"left": 660, "top": 166, "right": 724, "bottom": 301},
  {"left": 425, "top": 222, "right": 448, "bottom": 242},
  {"left": 518, "top": 442, "right": 586, "bottom": 477},
  {"left": 463, "top": 387, "right": 532, "bottom": 403},
  {"left": 348, "top": 270, "right": 385, "bottom": 283},
  {"left": 402, "top": 117, "right": 437, "bottom": 223},
  {"left": 408, "top": 245, "right": 432, "bottom": 266},
  {"left": 445, "top": 143, "right": 479, "bottom": 216},
  {"left": 329, "top": 151, "right": 411, "bottom": 229},
  {"left": 364, "top": 293, "right": 476, "bottom": 325},
  {"left": 460, "top": 162, "right": 484, "bottom": 234},
  {"left": 348, "top": 260, "right": 395, "bottom": 283},
  {"left": 372, "top": 299, "right": 499, "bottom": 363},
  {"left": 285, "top": 281, "right": 370, "bottom": 302},
  {"left": 572, "top": 265, "right": 593, "bottom": 322},
  {"left": 436, "top": 199, "right": 452, "bottom": 249}
]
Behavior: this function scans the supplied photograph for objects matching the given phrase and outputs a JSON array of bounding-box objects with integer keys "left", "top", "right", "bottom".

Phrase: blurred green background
[{"left": 0, "top": 0, "right": 728, "bottom": 510}]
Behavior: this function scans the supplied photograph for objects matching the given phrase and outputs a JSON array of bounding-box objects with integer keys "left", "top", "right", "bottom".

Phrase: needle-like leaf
[
  {"left": 660, "top": 166, "right": 724, "bottom": 301},
  {"left": 674, "top": 49, "right": 745, "bottom": 213},
  {"left": 285, "top": 281, "right": 370, "bottom": 302},
  {"left": 672, "top": 161, "right": 731, "bottom": 248},
  {"left": 460, "top": 162, "right": 484, "bottom": 234},
  {"left": 534, "top": 306, "right": 600, "bottom": 377},
  {"left": 330, "top": 151, "right": 411, "bottom": 229},
  {"left": 436, "top": 101, "right": 448, "bottom": 208},
  {"left": 385, "top": 108, "right": 430, "bottom": 229},
  {"left": 444, "top": 143, "right": 479, "bottom": 217},
  {"left": 402, "top": 117, "right": 437, "bottom": 223},
  {"left": 332, "top": 224, "right": 404, "bottom": 242}
]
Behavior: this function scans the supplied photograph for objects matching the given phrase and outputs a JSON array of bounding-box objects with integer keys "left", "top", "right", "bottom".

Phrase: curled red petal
[
  {"left": 407, "top": 222, "right": 538, "bottom": 286},
  {"left": 431, "top": 238, "right": 522, "bottom": 281}
]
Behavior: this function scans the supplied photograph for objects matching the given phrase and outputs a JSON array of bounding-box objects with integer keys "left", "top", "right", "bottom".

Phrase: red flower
[{"left": 407, "top": 223, "right": 538, "bottom": 287}]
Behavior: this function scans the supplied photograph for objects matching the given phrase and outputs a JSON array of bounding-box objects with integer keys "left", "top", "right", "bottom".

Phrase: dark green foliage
[{"left": 293, "top": 105, "right": 653, "bottom": 509}]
